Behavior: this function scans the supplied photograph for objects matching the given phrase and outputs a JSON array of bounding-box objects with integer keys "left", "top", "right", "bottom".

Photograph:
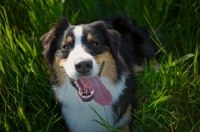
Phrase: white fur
[
  {"left": 53, "top": 74, "right": 128, "bottom": 132},
  {"left": 73, "top": 26, "right": 83, "bottom": 46}
]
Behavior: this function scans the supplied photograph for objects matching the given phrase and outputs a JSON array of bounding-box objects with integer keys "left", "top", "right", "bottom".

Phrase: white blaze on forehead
[
  {"left": 71, "top": 25, "right": 88, "bottom": 58},
  {"left": 73, "top": 26, "right": 83, "bottom": 46}
]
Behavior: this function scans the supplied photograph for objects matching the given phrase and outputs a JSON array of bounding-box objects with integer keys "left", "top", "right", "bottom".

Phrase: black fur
[{"left": 99, "top": 16, "right": 159, "bottom": 67}]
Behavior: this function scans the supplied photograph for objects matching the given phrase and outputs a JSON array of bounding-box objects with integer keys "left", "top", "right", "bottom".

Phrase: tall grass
[{"left": 0, "top": 0, "right": 199, "bottom": 131}]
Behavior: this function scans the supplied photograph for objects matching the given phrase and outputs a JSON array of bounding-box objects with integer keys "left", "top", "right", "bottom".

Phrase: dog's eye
[
  {"left": 90, "top": 41, "right": 100, "bottom": 48},
  {"left": 63, "top": 44, "right": 69, "bottom": 50}
]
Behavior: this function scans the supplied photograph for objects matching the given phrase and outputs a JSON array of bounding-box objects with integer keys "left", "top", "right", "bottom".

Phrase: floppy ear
[
  {"left": 40, "top": 18, "right": 70, "bottom": 67},
  {"left": 112, "top": 16, "right": 133, "bottom": 35},
  {"left": 40, "top": 29, "right": 56, "bottom": 49},
  {"left": 40, "top": 28, "right": 57, "bottom": 67},
  {"left": 107, "top": 29, "right": 121, "bottom": 60}
]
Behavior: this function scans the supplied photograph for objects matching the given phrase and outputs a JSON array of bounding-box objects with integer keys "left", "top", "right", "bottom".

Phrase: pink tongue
[{"left": 79, "top": 76, "right": 112, "bottom": 106}]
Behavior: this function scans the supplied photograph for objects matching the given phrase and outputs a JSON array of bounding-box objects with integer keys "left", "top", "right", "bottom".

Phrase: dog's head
[{"left": 40, "top": 18, "right": 124, "bottom": 106}]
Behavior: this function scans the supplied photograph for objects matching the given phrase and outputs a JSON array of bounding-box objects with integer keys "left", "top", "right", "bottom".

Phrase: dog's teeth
[{"left": 87, "top": 90, "right": 90, "bottom": 95}]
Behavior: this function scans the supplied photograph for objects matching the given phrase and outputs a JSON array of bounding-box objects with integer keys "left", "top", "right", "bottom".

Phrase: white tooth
[{"left": 90, "top": 90, "right": 94, "bottom": 95}]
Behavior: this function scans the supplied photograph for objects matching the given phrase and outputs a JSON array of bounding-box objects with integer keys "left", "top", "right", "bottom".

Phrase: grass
[{"left": 0, "top": 0, "right": 199, "bottom": 131}]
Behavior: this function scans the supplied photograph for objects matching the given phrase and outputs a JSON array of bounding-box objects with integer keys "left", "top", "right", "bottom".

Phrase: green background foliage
[{"left": 0, "top": 0, "right": 199, "bottom": 131}]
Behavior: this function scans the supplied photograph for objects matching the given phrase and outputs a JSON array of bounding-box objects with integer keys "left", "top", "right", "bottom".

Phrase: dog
[{"left": 40, "top": 16, "right": 159, "bottom": 132}]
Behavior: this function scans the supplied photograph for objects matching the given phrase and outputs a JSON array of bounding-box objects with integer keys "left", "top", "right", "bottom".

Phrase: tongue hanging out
[{"left": 75, "top": 76, "right": 112, "bottom": 106}]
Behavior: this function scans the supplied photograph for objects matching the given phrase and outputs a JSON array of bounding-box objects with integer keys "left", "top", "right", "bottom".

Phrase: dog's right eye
[{"left": 63, "top": 45, "right": 69, "bottom": 50}]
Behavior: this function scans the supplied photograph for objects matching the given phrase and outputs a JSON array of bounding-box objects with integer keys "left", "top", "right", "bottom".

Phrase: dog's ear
[
  {"left": 112, "top": 16, "right": 133, "bottom": 35},
  {"left": 40, "top": 18, "right": 70, "bottom": 67},
  {"left": 107, "top": 29, "right": 121, "bottom": 60},
  {"left": 40, "top": 29, "right": 56, "bottom": 49},
  {"left": 40, "top": 28, "right": 55, "bottom": 49}
]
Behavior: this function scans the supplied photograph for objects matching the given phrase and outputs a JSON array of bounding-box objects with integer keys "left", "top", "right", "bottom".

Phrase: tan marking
[
  {"left": 87, "top": 33, "right": 93, "bottom": 42},
  {"left": 119, "top": 104, "right": 132, "bottom": 132},
  {"left": 95, "top": 52, "right": 117, "bottom": 84},
  {"left": 133, "top": 63, "right": 144, "bottom": 73},
  {"left": 66, "top": 36, "right": 73, "bottom": 43},
  {"left": 52, "top": 53, "right": 68, "bottom": 85},
  {"left": 121, "top": 124, "right": 130, "bottom": 132},
  {"left": 124, "top": 104, "right": 132, "bottom": 117},
  {"left": 59, "top": 59, "right": 68, "bottom": 67},
  {"left": 133, "top": 57, "right": 160, "bottom": 73}
]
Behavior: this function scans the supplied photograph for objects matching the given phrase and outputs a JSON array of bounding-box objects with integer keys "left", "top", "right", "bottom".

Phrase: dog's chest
[
  {"left": 53, "top": 77, "right": 126, "bottom": 132},
  {"left": 61, "top": 98, "right": 115, "bottom": 132}
]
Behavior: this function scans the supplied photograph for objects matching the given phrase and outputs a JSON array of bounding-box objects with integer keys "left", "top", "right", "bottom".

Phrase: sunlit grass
[{"left": 0, "top": 0, "right": 199, "bottom": 131}]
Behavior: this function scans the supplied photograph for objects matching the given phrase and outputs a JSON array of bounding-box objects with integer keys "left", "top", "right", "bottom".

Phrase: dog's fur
[
  {"left": 40, "top": 16, "right": 159, "bottom": 132},
  {"left": 100, "top": 16, "right": 160, "bottom": 72}
]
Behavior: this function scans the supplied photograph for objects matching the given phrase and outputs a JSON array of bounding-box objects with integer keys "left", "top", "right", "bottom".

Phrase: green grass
[{"left": 0, "top": 0, "right": 199, "bottom": 131}]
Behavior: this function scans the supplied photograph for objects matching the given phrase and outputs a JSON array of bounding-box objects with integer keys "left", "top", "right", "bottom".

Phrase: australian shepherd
[{"left": 40, "top": 16, "right": 159, "bottom": 132}]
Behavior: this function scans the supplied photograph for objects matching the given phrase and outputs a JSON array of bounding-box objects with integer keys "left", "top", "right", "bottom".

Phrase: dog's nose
[{"left": 74, "top": 58, "right": 93, "bottom": 74}]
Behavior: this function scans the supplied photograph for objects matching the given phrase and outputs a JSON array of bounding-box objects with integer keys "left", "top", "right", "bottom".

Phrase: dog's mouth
[
  {"left": 70, "top": 61, "right": 112, "bottom": 106},
  {"left": 71, "top": 79, "right": 95, "bottom": 102}
]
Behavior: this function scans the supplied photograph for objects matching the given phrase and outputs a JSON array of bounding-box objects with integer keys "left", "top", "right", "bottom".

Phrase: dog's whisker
[{"left": 98, "top": 61, "right": 105, "bottom": 77}]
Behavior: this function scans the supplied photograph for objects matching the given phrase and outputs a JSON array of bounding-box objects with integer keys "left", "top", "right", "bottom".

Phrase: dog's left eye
[{"left": 90, "top": 41, "right": 100, "bottom": 48}]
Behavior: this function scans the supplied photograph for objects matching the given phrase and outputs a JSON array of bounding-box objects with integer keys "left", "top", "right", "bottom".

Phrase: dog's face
[{"left": 40, "top": 18, "right": 123, "bottom": 105}]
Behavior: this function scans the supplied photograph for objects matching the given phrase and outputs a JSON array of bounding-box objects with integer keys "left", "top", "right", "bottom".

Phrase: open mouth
[
  {"left": 70, "top": 78, "right": 95, "bottom": 102},
  {"left": 70, "top": 61, "right": 112, "bottom": 106}
]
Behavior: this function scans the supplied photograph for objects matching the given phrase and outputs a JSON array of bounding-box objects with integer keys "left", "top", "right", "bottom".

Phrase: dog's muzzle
[{"left": 70, "top": 61, "right": 107, "bottom": 102}]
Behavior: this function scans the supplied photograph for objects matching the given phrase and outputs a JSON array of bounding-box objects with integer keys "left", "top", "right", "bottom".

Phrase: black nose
[{"left": 74, "top": 58, "right": 93, "bottom": 74}]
